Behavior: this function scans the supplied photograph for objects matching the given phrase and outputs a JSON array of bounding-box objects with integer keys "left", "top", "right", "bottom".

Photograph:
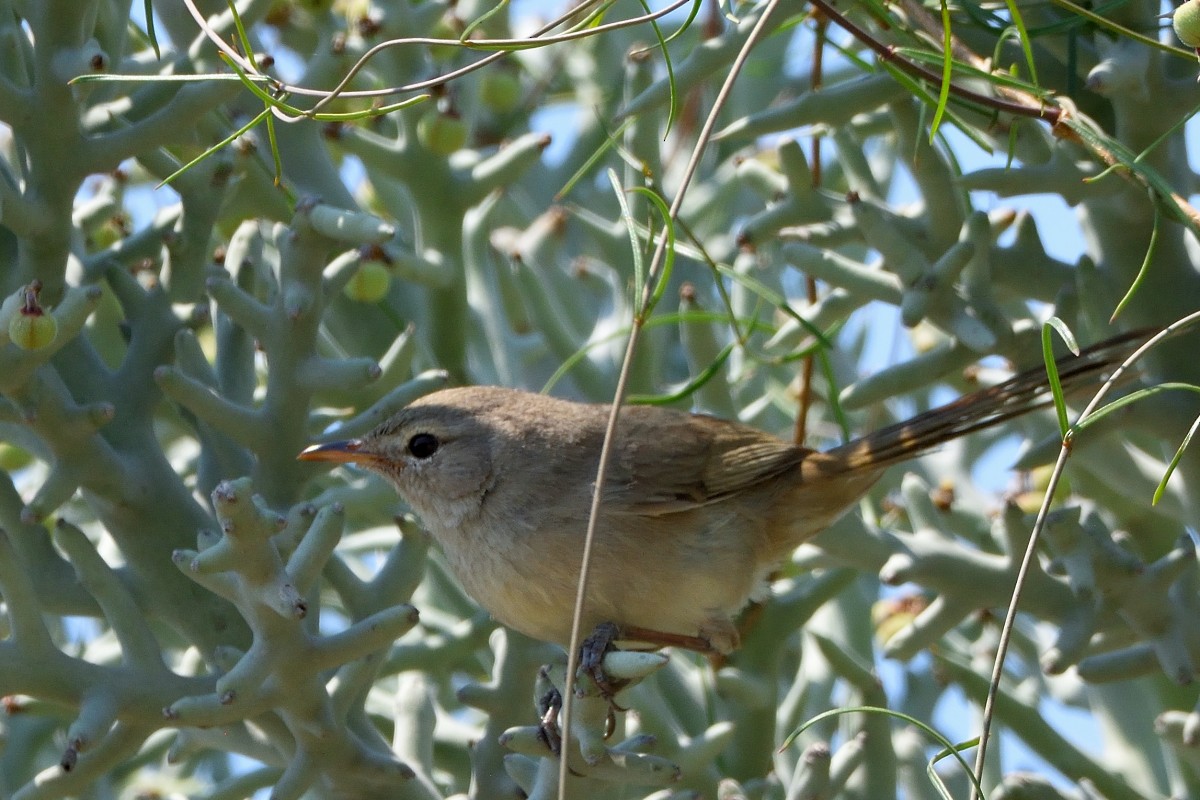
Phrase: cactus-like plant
[{"left": 0, "top": 1, "right": 1197, "bottom": 799}]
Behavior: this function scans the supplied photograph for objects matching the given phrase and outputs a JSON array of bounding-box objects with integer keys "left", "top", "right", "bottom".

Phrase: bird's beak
[{"left": 297, "top": 440, "right": 384, "bottom": 467}]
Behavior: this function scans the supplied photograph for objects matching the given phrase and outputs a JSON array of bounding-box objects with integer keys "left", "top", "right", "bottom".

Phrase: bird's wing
[{"left": 602, "top": 410, "right": 808, "bottom": 516}]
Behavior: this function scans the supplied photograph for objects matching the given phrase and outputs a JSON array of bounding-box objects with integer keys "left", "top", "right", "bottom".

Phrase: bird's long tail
[{"left": 810, "top": 329, "right": 1151, "bottom": 477}]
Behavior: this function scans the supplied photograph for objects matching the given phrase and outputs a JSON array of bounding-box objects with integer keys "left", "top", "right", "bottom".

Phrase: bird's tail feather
[{"left": 814, "top": 329, "right": 1152, "bottom": 475}]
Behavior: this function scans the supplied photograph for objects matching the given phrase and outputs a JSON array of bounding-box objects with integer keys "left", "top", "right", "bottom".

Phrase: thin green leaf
[
  {"left": 221, "top": 3, "right": 306, "bottom": 124},
  {"left": 961, "top": 0, "right": 1128, "bottom": 38},
  {"left": 712, "top": 263, "right": 849, "bottom": 439},
  {"left": 555, "top": 118, "right": 634, "bottom": 201},
  {"left": 1138, "top": 103, "right": 1198, "bottom": 155},
  {"left": 892, "top": 49, "right": 1054, "bottom": 97},
  {"left": 1087, "top": 98, "right": 1200, "bottom": 184},
  {"left": 228, "top": 0, "right": 284, "bottom": 188},
  {"left": 584, "top": 3, "right": 611, "bottom": 28},
  {"left": 1111, "top": 196, "right": 1159, "bottom": 322},
  {"left": 1042, "top": 318, "right": 1078, "bottom": 438},
  {"left": 220, "top": 55, "right": 295, "bottom": 110},
  {"left": 1002, "top": 0, "right": 1039, "bottom": 87},
  {"left": 628, "top": 187, "right": 676, "bottom": 316},
  {"left": 634, "top": 0, "right": 680, "bottom": 135},
  {"left": 873, "top": 58, "right": 996, "bottom": 154},
  {"left": 303, "top": 95, "right": 432, "bottom": 121},
  {"left": 1047, "top": 0, "right": 1194, "bottom": 59},
  {"left": 221, "top": 51, "right": 428, "bottom": 121},
  {"left": 1073, "top": 383, "right": 1200, "bottom": 432},
  {"left": 265, "top": 107, "right": 283, "bottom": 187},
  {"left": 227, "top": 0, "right": 254, "bottom": 64},
  {"left": 674, "top": 213, "right": 747, "bottom": 346},
  {"left": 814, "top": 344, "right": 851, "bottom": 442},
  {"left": 157, "top": 107, "right": 271, "bottom": 188},
  {"left": 607, "top": 169, "right": 647, "bottom": 310},
  {"left": 461, "top": 0, "right": 510, "bottom": 40},
  {"left": 626, "top": 342, "right": 735, "bottom": 404},
  {"left": 713, "top": 265, "right": 831, "bottom": 350},
  {"left": 929, "top": 0, "right": 953, "bottom": 141},
  {"left": 460, "top": 0, "right": 620, "bottom": 50},
  {"left": 69, "top": 72, "right": 259, "bottom": 85},
  {"left": 776, "top": 320, "right": 846, "bottom": 364},
  {"left": 540, "top": 310, "right": 776, "bottom": 394},
  {"left": 1154, "top": 413, "right": 1200, "bottom": 505},
  {"left": 1046, "top": 317, "right": 1080, "bottom": 355},
  {"left": 822, "top": 29, "right": 877, "bottom": 72},
  {"left": 143, "top": 0, "right": 160, "bottom": 60},
  {"left": 782, "top": 706, "right": 986, "bottom": 800},
  {"left": 1065, "top": 115, "right": 1200, "bottom": 241},
  {"left": 659, "top": 0, "right": 705, "bottom": 45},
  {"left": 928, "top": 736, "right": 983, "bottom": 800},
  {"left": 1027, "top": 0, "right": 1129, "bottom": 36}
]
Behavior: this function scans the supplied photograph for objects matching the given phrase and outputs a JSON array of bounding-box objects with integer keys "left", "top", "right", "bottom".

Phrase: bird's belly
[{"left": 434, "top": 512, "right": 769, "bottom": 652}]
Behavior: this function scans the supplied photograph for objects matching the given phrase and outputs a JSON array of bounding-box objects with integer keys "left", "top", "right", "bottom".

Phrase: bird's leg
[
  {"left": 612, "top": 623, "right": 723, "bottom": 654},
  {"left": 579, "top": 621, "right": 628, "bottom": 701},
  {"left": 535, "top": 624, "right": 684, "bottom": 755},
  {"left": 580, "top": 621, "right": 718, "bottom": 698},
  {"left": 535, "top": 675, "right": 563, "bottom": 755},
  {"left": 536, "top": 667, "right": 610, "bottom": 762}
]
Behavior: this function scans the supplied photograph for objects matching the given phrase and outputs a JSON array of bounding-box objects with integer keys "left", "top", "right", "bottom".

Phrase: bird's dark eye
[{"left": 407, "top": 433, "right": 439, "bottom": 459}]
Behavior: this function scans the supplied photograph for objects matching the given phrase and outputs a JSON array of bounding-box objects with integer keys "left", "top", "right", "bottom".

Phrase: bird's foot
[
  {"left": 578, "top": 621, "right": 720, "bottom": 730},
  {"left": 579, "top": 622, "right": 630, "bottom": 702},
  {"left": 536, "top": 681, "right": 564, "bottom": 755}
]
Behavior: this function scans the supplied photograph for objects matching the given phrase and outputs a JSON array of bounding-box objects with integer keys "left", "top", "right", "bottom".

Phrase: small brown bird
[{"left": 299, "top": 334, "right": 1140, "bottom": 655}]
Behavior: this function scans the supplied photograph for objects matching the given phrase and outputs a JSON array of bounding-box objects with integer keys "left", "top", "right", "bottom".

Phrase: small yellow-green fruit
[
  {"left": 1014, "top": 464, "right": 1071, "bottom": 514},
  {"left": 9, "top": 310, "right": 58, "bottom": 350},
  {"left": 0, "top": 441, "right": 31, "bottom": 472},
  {"left": 873, "top": 609, "right": 916, "bottom": 649},
  {"left": 89, "top": 224, "right": 119, "bottom": 251},
  {"left": 417, "top": 110, "right": 468, "bottom": 156},
  {"left": 343, "top": 262, "right": 391, "bottom": 302},
  {"left": 1174, "top": 0, "right": 1200, "bottom": 47},
  {"left": 88, "top": 213, "right": 131, "bottom": 251},
  {"left": 871, "top": 595, "right": 927, "bottom": 649},
  {"left": 479, "top": 71, "right": 522, "bottom": 114},
  {"left": 0, "top": 443, "right": 32, "bottom": 472}
]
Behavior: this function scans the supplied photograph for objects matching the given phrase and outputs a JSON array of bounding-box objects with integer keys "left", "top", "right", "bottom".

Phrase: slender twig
[
  {"left": 180, "top": 0, "right": 696, "bottom": 119},
  {"left": 795, "top": 13, "right": 828, "bottom": 446},
  {"left": 808, "top": 0, "right": 1200, "bottom": 232},
  {"left": 557, "top": 2, "right": 786, "bottom": 796},
  {"left": 969, "top": 314, "right": 1200, "bottom": 800},
  {"left": 806, "top": 0, "right": 1060, "bottom": 123}
]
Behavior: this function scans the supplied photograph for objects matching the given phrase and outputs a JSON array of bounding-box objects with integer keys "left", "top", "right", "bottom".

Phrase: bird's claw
[
  {"left": 580, "top": 621, "right": 629, "bottom": 701},
  {"left": 536, "top": 685, "right": 563, "bottom": 755}
]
